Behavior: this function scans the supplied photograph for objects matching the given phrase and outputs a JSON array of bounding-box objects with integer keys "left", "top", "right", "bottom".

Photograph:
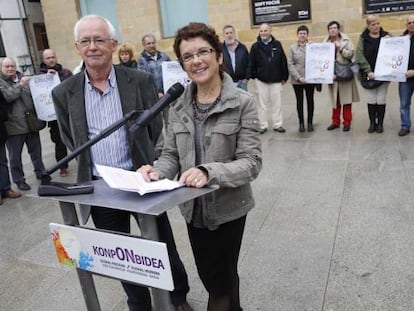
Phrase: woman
[
  {"left": 288, "top": 25, "right": 316, "bottom": 132},
  {"left": 356, "top": 14, "right": 390, "bottom": 133},
  {"left": 117, "top": 43, "right": 137, "bottom": 68},
  {"left": 139, "top": 22, "right": 262, "bottom": 311},
  {"left": 324, "top": 21, "right": 360, "bottom": 132}
]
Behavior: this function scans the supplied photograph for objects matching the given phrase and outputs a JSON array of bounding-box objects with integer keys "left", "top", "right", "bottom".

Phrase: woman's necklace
[{"left": 192, "top": 94, "right": 221, "bottom": 122}]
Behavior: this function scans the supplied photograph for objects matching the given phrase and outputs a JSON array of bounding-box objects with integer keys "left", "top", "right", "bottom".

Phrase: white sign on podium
[{"left": 49, "top": 223, "right": 173, "bottom": 290}]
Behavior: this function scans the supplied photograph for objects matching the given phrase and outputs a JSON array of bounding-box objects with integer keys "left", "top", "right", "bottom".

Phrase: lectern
[{"left": 27, "top": 179, "right": 216, "bottom": 310}]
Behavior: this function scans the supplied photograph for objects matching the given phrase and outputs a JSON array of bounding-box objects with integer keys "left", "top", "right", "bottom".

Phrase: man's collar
[{"left": 85, "top": 65, "right": 116, "bottom": 89}]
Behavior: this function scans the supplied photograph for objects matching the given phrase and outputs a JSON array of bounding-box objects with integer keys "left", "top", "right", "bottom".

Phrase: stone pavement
[{"left": 1, "top": 81, "right": 413, "bottom": 311}]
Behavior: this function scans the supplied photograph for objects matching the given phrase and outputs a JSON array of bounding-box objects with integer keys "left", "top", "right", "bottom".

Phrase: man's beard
[{"left": 225, "top": 38, "right": 235, "bottom": 45}]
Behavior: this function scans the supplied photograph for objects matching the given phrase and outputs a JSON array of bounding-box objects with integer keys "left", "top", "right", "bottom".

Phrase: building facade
[
  {"left": 0, "top": 0, "right": 48, "bottom": 74},
  {"left": 40, "top": 0, "right": 411, "bottom": 72}
]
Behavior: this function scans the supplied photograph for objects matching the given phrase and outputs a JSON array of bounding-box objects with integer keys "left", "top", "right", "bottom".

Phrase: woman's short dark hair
[
  {"left": 173, "top": 22, "right": 222, "bottom": 63},
  {"left": 327, "top": 21, "right": 340, "bottom": 30},
  {"left": 297, "top": 25, "right": 309, "bottom": 34}
]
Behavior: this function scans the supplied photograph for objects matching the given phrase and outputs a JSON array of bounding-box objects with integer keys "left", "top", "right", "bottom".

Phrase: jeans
[
  {"left": 6, "top": 132, "right": 46, "bottom": 183},
  {"left": 399, "top": 79, "right": 414, "bottom": 129},
  {"left": 236, "top": 81, "right": 248, "bottom": 91}
]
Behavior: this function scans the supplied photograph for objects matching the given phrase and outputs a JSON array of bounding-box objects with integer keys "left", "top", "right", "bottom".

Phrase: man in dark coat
[
  {"left": 222, "top": 24, "right": 251, "bottom": 91},
  {"left": 40, "top": 49, "right": 73, "bottom": 176},
  {"left": 250, "top": 23, "right": 289, "bottom": 134}
]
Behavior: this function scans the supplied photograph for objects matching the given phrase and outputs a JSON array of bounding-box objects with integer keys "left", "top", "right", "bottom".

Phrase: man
[
  {"left": 250, "top": 23, "right": 289, "bottom": 134},
  {"left": 52, "top": 15, "right": 191, "bottom": 311},
  {"left": 40, "top": 49, "right": 73, "bottom": 176},
  {"left": 0, "top": 57, "right": 46, "bottom": 191},
  {"left": 137, "top": 34, "right": 172, "bottom": 156},
  {"left": 0, "top": 90, "right": 21, "bottom": 204},
  {"left": 398, "top": 15, "right": 414, "bottom": 137},
  {"left": 222, "top": 24, "right": 250, "bottom": 90}
]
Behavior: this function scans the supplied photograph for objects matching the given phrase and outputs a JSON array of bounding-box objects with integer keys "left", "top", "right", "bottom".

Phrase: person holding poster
[
  {"left": 398, "top": 15, "right": 414, "bottom": 137},
  {"left": 288, "top": 25, "right": 317, "bottom": 132},
  {"left": 324, "top": 21, "right": 359, "bottom": 132},
  {"left": 0, "top": 57, "right": 46, "bottom": 191},
  {"left": 40, "top": 49, "right": 73, "bottom": 176},
  {"left": 356, "top": 15, "right": 390, "bottom": 134}
]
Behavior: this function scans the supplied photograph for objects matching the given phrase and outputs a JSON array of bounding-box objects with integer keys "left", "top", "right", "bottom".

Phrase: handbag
[
  {"left": 359, "top": 71, "right": 384, "bottom": 89},
  {"left": 26, "top": 110, "right": 46, "bottom": 132},
  {"left": 334, "top": 61, "right": 357, "bottom": 81}
]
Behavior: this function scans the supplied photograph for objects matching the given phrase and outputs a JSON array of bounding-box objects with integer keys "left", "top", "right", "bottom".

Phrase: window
[
  {"left": 78, "top": 0, "right": 121, "bottom": 40},
  {"left": 159, "top": 0, "right": 208, "bottom": 37},
  {"left": 33, "top": 23, "right": 49, "bottom": 51},
  {"left": 0, "top": 33, "right": 5, "bottom": 57}
]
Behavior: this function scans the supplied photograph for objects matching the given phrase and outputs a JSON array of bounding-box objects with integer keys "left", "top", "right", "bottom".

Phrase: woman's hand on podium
[{"left": 179, "top": 167, "right": 208, "bottom": 188}]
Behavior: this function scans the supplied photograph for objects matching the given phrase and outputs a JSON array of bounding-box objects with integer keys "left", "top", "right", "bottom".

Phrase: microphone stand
[{"left": 38, "top": 110, "right": 139, "bottom": 196}]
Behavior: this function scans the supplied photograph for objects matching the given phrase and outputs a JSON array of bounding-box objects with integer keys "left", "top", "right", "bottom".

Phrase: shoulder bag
[
  {"left": 26, "top": 109, "right": 46, "bottom": 132},
  {"left": 335, "top": 61, "right": 357, "bottom": 81}
]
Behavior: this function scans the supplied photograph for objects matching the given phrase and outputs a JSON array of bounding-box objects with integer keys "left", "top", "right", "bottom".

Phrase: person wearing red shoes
[
  {"left": 324, "top": 21, "right": 360, "bottom": 132},
  {"left": 0, "top": 90, "right": 21, "bottom": 204}
]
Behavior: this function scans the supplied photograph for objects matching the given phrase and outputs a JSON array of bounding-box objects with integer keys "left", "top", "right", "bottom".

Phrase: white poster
[
  {"left": 162, "top": 61, "right": 191, "bottom": 92},
  {"left": 305, "top": 43, "right": 335, "bottom": 84},
  {"left": 374, "top": 36, "right": 410, "bottom": 82},
  {"left": 29, "top": 73, "right": 61, "bottom": 121},
  {"left": 49, "top": 223, "right": 173, "bottom": 290}
]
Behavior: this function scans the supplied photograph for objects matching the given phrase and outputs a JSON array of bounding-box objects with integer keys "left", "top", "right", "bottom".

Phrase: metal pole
[
  {"left": 137, "top": 214, "right": 174, "bottom": 311},
  {"left": 59, "top": 201, "right": 101, "bottom": 311}
]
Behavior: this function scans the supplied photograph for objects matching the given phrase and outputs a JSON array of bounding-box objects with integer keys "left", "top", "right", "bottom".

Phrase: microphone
[{"left": 129, "top": 82, "right": 184, "bottom": 134}]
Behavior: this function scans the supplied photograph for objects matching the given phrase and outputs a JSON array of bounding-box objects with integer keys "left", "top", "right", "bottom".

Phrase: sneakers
[
  {"left": 16, "top": 182, "right": 31, "bottom": 191},
  {"left": 260, "top": 128, "right": 268, "bottom": 134},
  {"left": 59, "top": 168, "right": 68, "bottom": 177},
  {"left": 273, "top": 126, "right": 286, "bottom": 133},
  {"left": 398, "top": 128, "right": 410, "bottom": 136},
  {"left": 343, "top": 126, "right": 351, "bottom": 132}
]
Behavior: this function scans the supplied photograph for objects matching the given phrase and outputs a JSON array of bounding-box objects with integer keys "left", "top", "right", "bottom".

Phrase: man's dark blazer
[{"left": 52, "top": 65, "right": 162, "bottom": 224}]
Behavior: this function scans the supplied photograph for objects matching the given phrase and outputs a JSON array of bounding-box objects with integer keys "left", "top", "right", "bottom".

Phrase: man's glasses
[
  {"left": 76, "top": 38, "right": 113, "bottom": 48},
  {"left": 180, "top": 48, "right": 215, "bottom": 63}
]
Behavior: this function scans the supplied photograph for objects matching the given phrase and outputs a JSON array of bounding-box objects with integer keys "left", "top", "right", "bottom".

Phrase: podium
[{"left": 27, "top": 179, "right": 217, "bottom": 310}]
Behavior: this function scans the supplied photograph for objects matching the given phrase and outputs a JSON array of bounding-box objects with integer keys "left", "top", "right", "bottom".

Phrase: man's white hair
[{"left": 73, "top": 14, "right": 116, "bottom": 41}]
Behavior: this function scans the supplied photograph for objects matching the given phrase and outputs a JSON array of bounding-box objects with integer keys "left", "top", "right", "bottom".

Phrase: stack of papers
[{"left": 95, "top": 164, "right": 183, "bottom": 196}]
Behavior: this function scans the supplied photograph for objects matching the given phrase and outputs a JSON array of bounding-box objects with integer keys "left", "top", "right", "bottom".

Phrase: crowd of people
[{"left": 0, "top": 12, "right": 414, "bottom": 311}]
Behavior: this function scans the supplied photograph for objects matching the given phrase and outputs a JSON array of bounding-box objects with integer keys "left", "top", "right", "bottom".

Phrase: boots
[
  {"left": 376, "top": 104, "right": 386, "bottom": 133},
  {"left": 367, "top": 104, "right": 377, "bottom": 133}
]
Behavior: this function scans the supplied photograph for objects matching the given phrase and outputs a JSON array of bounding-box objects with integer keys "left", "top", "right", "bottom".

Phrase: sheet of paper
[
  {"left": 374, "top": 35, "right": 410, "bottom": 82},
  {"left": 305, "top": 43, "right": 335, "bottom": 84},
  {"left": 95, "top": 164, "right": 183, "bottom": 195}
]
